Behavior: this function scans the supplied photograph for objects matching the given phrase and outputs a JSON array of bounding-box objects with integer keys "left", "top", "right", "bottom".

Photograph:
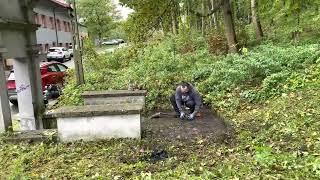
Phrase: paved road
[
  {"left": 63, "top": 57, "right": 75, "bottom": 68},
  {"left": 10, "top": 58, "right": 75, "bottom": 123}
]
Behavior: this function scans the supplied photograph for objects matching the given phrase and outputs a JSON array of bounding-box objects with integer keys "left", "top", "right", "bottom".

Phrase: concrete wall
[
  {"left": 0, "top": 0, "right": 24, "bottom": 20},
  {"left": 57, "top": 114, "right": 141, "bottom": 142},
  {"left": 0, "top": 31, "right": 27, "bottom": 59}
]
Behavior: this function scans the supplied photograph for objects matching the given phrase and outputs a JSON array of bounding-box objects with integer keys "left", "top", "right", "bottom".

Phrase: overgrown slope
[{"left": 58, "top": 38, "right": 320, "bottom": 114}]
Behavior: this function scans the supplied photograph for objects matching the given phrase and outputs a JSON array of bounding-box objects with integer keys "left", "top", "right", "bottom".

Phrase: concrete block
[
  {"left": 57, "top": 114, "right": 141, "bottom": 142},
  {"left": 47, "top": 104, "right": 144, "bottom": 142}
]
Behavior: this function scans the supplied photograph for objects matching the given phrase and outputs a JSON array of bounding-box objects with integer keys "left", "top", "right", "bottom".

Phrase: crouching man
[{"left": 170, "top": 81, "right": 202, "bottom": 121}]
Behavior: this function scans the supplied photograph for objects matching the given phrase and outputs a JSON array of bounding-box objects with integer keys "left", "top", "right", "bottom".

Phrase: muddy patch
[{"left": 142, "top": 107, "right": 233, "bottom": 143}]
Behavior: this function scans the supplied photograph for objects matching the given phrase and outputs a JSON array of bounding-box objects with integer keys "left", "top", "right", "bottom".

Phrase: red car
[{"left": 6, "top": 62, "right": 68, "bottom": 105}]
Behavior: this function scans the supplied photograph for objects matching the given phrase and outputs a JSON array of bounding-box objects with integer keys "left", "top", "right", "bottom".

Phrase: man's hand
[
  {"left": 180, "top": 111, "right": 186, "bottom": 119},
  {"left": 187, "top": 113, "right": 196, "bottom": 121}
]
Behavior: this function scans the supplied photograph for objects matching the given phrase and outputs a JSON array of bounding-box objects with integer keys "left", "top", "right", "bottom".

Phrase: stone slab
[
  {"left": 82, "top": 90, "right": 147, "bottom": 98},
  {"left": 84, "top": 96, "right": 145, "bottom": 106},
  {"left": 2, "top": 129, "right": 57, "bottom": 143},
  {"left": 46, "top": 104, "right": 143, "bottom": 118}
]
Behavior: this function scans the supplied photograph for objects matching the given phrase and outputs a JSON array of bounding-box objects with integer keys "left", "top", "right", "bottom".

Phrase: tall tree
[
  {"left": 77, "top": 0, "right": 116, "bottom": 44},
  {"left": 171, "top": 0, "right": 179, "bottom": 34},
  {"left": 222, "top": 0, "right": 238, "bottom": 53},
  {"left": 251, "top": 0, "right": 263, "bottom": 39}
]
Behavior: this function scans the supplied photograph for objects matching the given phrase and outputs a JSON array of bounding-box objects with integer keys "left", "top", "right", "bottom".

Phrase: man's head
[{"left": 180, "top": 81, "right": 191, "bottom": 93}]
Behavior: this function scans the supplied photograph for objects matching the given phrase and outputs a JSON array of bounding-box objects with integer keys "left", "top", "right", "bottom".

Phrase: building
[
  {"left": 4, "top": 0, "right": 72, "bottom": 69},
  {"left": 4, "top": 0, "right": 89, "bottom": 70},
  {"left": 34, "top": 0, "right": 73, "bottom": 54}
]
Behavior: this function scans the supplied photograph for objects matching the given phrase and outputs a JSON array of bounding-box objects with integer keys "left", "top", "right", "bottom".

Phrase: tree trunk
[
  {"left": 201, "top": 1, "right": 205, "bottom": 35},
  {"left": 251, "top": 0, "right": 263, "bottom": 39},
  {"left": 187, "top": 0, "right": 193, "bottom": 29},
  {"left": 98, "top": 33, "right": 102, "bottom": 47},
  {"left": 208, "top": 0, "right": 213, "bottom": 28},
  {"left": 213, "top": 12, "right": 218, "bottom": 30},
  {"left": 222, "top": 0, "right": 238, "bottom": 53},
  {"left": 292, "top": 12, "right": 300, "bottom": 41},
  {"left": 172, "top": 10, "right": 177, "bottom": 34},
  {"left": 206, "top": 0, "right": 221, "bottom": 31}
]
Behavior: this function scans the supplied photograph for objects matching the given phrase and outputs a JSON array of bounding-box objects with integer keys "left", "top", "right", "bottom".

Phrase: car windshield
[{"left": 49, "top": 48, "right": 60, "bottom": 52}]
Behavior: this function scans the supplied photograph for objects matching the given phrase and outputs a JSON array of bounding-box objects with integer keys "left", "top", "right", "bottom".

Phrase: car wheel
[
  {"left": 10, "top": 100, "right": 18, "bottom": 106},
  {"left": 61, "top": 56, "right": 65, "bottom": 63}
]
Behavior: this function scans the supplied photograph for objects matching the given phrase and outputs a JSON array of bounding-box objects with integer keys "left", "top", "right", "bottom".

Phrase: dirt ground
[{"left": 142, "top": 107, "right": 233, "bottom": 143}]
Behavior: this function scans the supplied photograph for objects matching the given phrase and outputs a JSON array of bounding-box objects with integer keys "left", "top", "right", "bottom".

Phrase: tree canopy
[
  {"left": 119, "top": 0, "right": 320, "bottom": 52},
  {"left": 77, "top": 0, "right": 117, "bottom": 42}
]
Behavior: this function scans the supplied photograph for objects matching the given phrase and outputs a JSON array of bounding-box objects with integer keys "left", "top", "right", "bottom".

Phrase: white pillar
[
  {"left": 13, "top": 58, "right": 37, "bottom": 130},
  {"left": 0, "top": 54, "right": 12, "bottom": 132}
]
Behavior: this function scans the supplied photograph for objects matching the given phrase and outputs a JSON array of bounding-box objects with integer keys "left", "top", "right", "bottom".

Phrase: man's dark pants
[{"left": 170, "top": 94, "right": 195, "bottom": 115}]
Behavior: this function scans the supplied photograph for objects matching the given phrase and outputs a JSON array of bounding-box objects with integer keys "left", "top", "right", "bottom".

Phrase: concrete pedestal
[{"left": 13, "top": 59, "right": 37, "bottom": 130}]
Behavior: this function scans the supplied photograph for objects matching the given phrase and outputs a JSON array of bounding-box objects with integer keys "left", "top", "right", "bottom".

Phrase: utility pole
[{"left": 70, "top": 0, "right": 85, "bottom": 85}]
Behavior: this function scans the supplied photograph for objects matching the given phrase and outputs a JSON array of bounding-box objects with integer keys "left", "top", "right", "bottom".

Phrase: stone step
[{"left": 2, "top": 129, "right": 57, "bottom": 143}]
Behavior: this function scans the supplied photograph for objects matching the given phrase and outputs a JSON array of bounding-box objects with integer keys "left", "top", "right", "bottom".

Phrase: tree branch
[{"left": 190, "top": 0, "right": 224, "bottom": 17}]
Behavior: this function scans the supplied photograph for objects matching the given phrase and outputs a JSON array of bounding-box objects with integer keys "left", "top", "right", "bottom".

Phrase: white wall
[{"left": 57, "top": 114, "right": 141, "bottom": 142}]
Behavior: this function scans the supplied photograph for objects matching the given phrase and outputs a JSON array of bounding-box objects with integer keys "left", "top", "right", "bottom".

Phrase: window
[
  {"left": 63, "top": 21, "right": 67, "bottom": 32},
  {"left": 60, "top": 20, "right": 64, "bottom": 31},
  {"left": 56, "top": 19, "right": 61, "bottom": 31},
  {"left": 71, "top": 23, "right": 75, "bottom": 32},
  {"left": 49, "top": 17, "right": 54, "bottom": 29},
  {"left": 47, "top": 65, "right": 59, "bottom": 72},
  {"left": 67, "top": 22, "right": 72, "bottom": 32},
  {"left": 45, "top": 44, "right": 49, "bottom": 52},
  {"left": 65, "top": 21, "right": 68, "bottom": 31},
  {"left": 34, "top": 13, "right": 39, "bottom": 24},
  {"left": 38, "top": 44, "right": 43, "bottom": 54},
  {"left": 48, "top": 48, "right": 59, "bottom": 52},
  {"left": 41, "top": 15, "right": 47, "bottom": 28},
  {"left": 56, "top": 64, "right": 67, "bottom": 72}
]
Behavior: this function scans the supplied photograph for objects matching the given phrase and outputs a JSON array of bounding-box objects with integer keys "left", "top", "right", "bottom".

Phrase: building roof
[{"left": 49, "top": 0, "right": 70, "bottom": 8}]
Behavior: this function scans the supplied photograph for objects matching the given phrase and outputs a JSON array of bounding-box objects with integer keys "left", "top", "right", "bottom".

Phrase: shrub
[{"left": 207, "top": 31, "right": 228, "bottom": 55}]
